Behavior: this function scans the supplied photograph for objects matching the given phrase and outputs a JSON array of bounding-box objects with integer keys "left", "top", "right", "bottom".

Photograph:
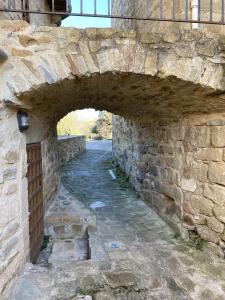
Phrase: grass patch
[
  {"left": 172, "top": 232, "right": 182, "bottom": 240},
  {"left": 172, "top": 231, "right": 206, "bottom": 251},
  {"left": 194, "top": 238, "right": 206, "bottom": 251}
]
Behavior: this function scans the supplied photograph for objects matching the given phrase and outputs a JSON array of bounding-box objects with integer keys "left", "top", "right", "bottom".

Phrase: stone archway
[{"left": 1, "top": 20, "right": 225, "bottom": 298}]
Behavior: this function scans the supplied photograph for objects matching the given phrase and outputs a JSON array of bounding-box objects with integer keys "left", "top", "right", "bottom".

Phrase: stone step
[
  {"left": 48, "top": 236, "right": 89, "bottom": 267},
  {"left": 46, "top": 222, "right": 85, "bottom": 240},
  {"left": 88, "top": 228, "right": 109, "bottom": 261}
]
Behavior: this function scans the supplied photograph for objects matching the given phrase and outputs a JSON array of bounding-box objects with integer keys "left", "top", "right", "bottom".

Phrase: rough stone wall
[
  {"left": 0, "top": 106, "right": 29, "bottom": 300},
  {"left": 112, "top": 0, "right": 225, "bottom": 33},
  {"left": 113, "top": 112, "right": 225, "bottom": 255},
  {"left": 2, "top": 20, "right": 225, "bottom": 298},
  {"left": 29, "top": 0, "right": 52, "bottom": 26},
  {"left": 111, "top": 0, "right": 225, "bottom": 255},
  {"left": 0, "top": 0, "right": 59, "bottom": 26},
  {"left": 58, "top": 135, "right": 86, "bottom": 166},
  {"left": 0, "top": 0, "right": 22, "bottom": 21},
  {"left": 0, "top": 108, "right": 61, "bottom": 299}
]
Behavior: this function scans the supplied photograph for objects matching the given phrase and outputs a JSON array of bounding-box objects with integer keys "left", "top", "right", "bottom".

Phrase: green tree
[{"left": 91, "top": 112, "right": 112, "bottom": 140}]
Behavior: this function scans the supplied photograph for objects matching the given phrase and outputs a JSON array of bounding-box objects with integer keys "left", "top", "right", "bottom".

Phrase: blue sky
[{"left": 62, "top": 0, "right": 112, "bottom": 28}]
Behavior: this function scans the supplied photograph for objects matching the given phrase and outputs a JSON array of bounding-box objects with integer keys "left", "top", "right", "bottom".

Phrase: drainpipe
[{"left": 191, "top": 0, "right": 200, "bottom": 30}]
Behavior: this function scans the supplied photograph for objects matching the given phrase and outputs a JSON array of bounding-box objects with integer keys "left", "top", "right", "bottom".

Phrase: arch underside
[{"left": 18, "top": 72, "right": 223, "bottom": 125}]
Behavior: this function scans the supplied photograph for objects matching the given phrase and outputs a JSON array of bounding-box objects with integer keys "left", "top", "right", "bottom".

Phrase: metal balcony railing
[{"left": 1, "top": 1, "right": 225, "bottom": 26}]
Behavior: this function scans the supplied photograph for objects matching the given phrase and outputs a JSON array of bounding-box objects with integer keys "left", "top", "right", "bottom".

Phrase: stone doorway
[{"left": 26, "top": 142, "right": 44, "bottom": 263}]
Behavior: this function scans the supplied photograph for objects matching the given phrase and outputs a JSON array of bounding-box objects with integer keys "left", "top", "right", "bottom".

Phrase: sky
[
  {"left": 62, "top": 0, "right": 112, "bottom": 28},
  {"left": 73, "top": 109, "right": 99, "bottom": 121},
  {"left": 62, "top": 1, "right": 111, "bottom": 120}
]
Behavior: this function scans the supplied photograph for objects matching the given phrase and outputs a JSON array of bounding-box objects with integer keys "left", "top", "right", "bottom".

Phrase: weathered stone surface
[
  {"left": 3, "top": 19, "right": 225, "bottom": 300},
  {"left": 184, "top": 127, "right": 211, "bottom": 148},
  {"left": 58, "top": 136, "right": 86, "bottom": 167},
  {"left": 190, "top": 195, "right": 213, "bottom": 217},
  {"left": 102, "top": 271, "right": 136, "bottom": 288},
  {"left": 196, "top": 40, "right": 216, "bottom": 57},
  {"left": 163, "top": 30, "right": 181, "bottom": 43},
  {"left": 207, "top": 119, "right": 225, "bottom": 126},
  {"left": 204, "top": 242, "right": 224, "bottom": 258},
  {"left": 197, "top": 225, "right": 220, "bottom": 244},
  {"left": 3, "top": 167, "right": 17, "bottom": 181},
  {"left": 211, "top": 127, "right": 225, "bottom": 147},
  {"left": 208, "top": 162, "right": 225, "bottom": 186},
  {"left": 185, "top": 161, "right": 208, "bottom": 182},
  {"left": 95, "top": 292, "right": 114, "bottom": 300},
  {"left": 203, "top": 183, "right": 225, "bottom": 206},
  {"left": 11, "top": 48, "right": 33, "bottom": 57},
  {"left": 194, "top": 148, "right": 223, "bottom": 162},
  {"left": 213, "top": 206, "right": 225, "bottom": 223},
  {"left": 181, "top": 178, "right": 197, "bottom": 192},
  {"left": 207, "top": 217, "right": 224, "bottom": 233},
  {"left": 160, "top": 182, "right": 182, "bottom": 202},
  {"left": 4, "top": 150, "right": 19, "bottom": 164}
]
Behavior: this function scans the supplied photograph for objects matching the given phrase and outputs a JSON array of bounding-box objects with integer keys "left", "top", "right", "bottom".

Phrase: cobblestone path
[
  {"left": 11, "top": 141, "right": 225, "bottom": 300},
  {"left": 60, "top": 141, "right": 225, "bottom": 300}
]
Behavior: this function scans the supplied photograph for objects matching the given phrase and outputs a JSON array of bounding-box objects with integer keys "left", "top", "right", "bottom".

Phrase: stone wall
[
  {"left": 58, "top": 135, "right": 86, "bottom": 166},
  {"left": 113, "top": 114, "right": 225, "bottom": 256},
  {"left": 112, "top": 0, "right": 225, "bottom": 33},
  {"left": 0, "top": 0, "right": 61, "bottom": 26},
  {"left": 0, "top": 106, "right": 29, "bottom": 300},
  {"left": 2, "top": 20, "right": 225, "bottom": 298},
  {"left": 111, "top": 0, "right": 225, "bottom": 255}
]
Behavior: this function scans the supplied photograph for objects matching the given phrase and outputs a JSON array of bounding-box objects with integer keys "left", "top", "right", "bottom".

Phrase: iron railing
[{"left": 0, "top": 0, "right": 225, "bottom": 26}]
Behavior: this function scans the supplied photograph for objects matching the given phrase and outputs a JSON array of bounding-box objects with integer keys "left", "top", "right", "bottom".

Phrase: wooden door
[{"left": 27, "top": 143, "right": 44, "bottom": 263}]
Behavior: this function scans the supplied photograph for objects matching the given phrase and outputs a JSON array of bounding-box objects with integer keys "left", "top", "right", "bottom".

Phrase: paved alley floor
[{"left": 10, "top": 141, "right": 225, "bottom": 300}]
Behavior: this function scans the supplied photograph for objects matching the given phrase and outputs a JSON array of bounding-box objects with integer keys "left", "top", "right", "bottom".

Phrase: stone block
[
  {"left": 0, "top": 234, "right": 19, "bottom": 260},
  {"left": 207, "top": 217, "right": 224, "bottom": 233},
  {"left": 89, "top": 40, "right": 101, "bottom": 53},
  {"left": 207, "top": 119, "right": 225, "bottom": 126},
  {"left": 174, "top": 43, "right": 195, "bottom": 58},
  {"left": 184, "top": 161, "right": 208, "bottom": 182},
  {"left": 158, "top": 144, "right": 174, "bottom": 154},
  {"left": 151, "top": 192, "right": 175, "bottom": 216},
  {"left": 102, "top": 271, "right": 136, "bottom": 288},
  {"left": 213, "top": 206, "right": 225, "bottom": 223},
  {"left": 194, "top": 148, "right": 223, "bottom": 162},
  {"left": 208, "top": 162, "right": 225, "bottom": 186},
  {"left": 4, "top": 183, "right": 18, "bottom": 195},
  {"left": 197, "top": 225, "right": 220, "bottom": 244},
  {"left": 3, "top": 167, "right": 17, "bottom": 181},
  {"left": 181, "top": 178, "right": 197, "bottom": 192},
  {"left": 163, "top": 155, "right": 183, "bottom": 170},
  {"left": 160, "top": 182, "right": 182, "bottom": 202},
  {"left": 163, "top": 30, "right": 181, "bottom": 43},
  {"left": 184, "top": 127, "right": 210, "bottom": 148},
  {"left": 11, "top": 48, "right": 33, "bottom": 57},
  {"left": 4, "top": 150, "right": 19, "bottom": 164},
  {"left": 211, "top": 126, "right": 225, "bottom": 147},
  {"left": 196, "top": 40, "right": 216, "bottom": 57},
  {"left": 204, "top": 242, "right": 224, "bottom": 258},
  {"left": 95, "top": 292, "right": 114, "bottom": 300},
  {"left": 183, "top": 199, "right": 194, "bottom": 215},
  {"left": 190, "top": 195, "right": 213, "bottom": 216},
  {"left": 182, "top": 213, "right": 195, "bottom": 229},
  {"left": 203, "top": 183, "right": 225, "bottom": 206},
  {"left": 145, "top": 50, "right": 158, "bottom": 76}
]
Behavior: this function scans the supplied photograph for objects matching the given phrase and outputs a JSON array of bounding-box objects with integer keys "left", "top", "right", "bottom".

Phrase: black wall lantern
[{"left": 17, "top": 111, "right": 29, "bottom": 132}]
